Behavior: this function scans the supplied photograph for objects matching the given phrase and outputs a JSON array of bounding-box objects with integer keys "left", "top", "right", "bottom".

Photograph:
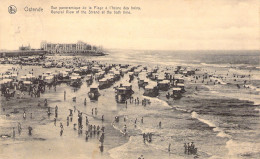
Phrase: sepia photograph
[{"left": 0, "top": 0, "right": 259, "bottom": 159}]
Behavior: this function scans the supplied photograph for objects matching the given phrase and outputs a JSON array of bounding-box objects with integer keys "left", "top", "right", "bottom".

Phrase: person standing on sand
[
  {"left": 93, "top": 125, "right": 96, "bottom": 134},
  {"left": 73, "top": 123, "right": 77, "bottom": 130},
  {"left": 64, "top": 91, "right": 66, "bottom": 100},
  {"left": 184, "top": 143, "right": 187, "bottom": 154},
  {"left": 47, "top": 107, "right": 51, "bottom": 116},
  {"left": 191, "top": 142, "right": 195, "bottom": 154},
  {"left": 44, "top": 99, "right": 48, "bottom": 107},
  {"left": 67, "top": 116, "right": 69, "bottom": 126},
  {"left": 23, "top": 111, "right": 26, "bottom": 119},
  {"left": 12, "top": 127, "right": 15, "bottom": 138},
  {"left": 18, "top": 123, "right": 22, "bottom": 135},
  {"left": 168, "top": 143, "right": 171, "bottom": 152},
  {"left": 124, "top": 125, "right": 127, "bottom": 133},
  {"left": 85, "top": 131, "right": 89, "bottom": 141},
  {"left": 102, "top": 115, "right": 104, "bottom": 122},
  {"left": 86, "top": 116, "right": 89, "bottom": 126},
  {"left": 95, "top": 108, "right": 98, "bottom": 115},
  {"left": 54, "top": 118, "right": 56, "bottom": 126},
  {"left": 187, "top": 143, "right": 190, "bottom": 155},
  {"left": 97, "top": 125, "right": 100, "bottom": 135},
  {"left": 101, "top": 126, "right": 105, "bottom": 133},
  {"left": 60, "top": 123, "right": 64, "bottom": 136},
  {"left": 55, "top": 105, "right": 58, "bottom": 118},
  {"left": 84, "top": 98, "right": 87, "bottom": 106},
  {"left": 159, "top": 121, "right": 162, "bottom": 128},
  {"left": 28, "top": 126, "right": 33, "bottom": 136},
  {"left": 69, "top": 109, "right": 73, "bottom": 116}
]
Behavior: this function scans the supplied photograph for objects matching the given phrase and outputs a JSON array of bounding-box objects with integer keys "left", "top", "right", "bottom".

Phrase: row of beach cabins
[
  {"left": 1, "top": 56, "right": 196, "bottom": 103},
  {"left": 135, "top": 66, "right": 195, "bottom": 99},
  {"left": 0, "top": 57, "right": 138, "bottom": 102}
]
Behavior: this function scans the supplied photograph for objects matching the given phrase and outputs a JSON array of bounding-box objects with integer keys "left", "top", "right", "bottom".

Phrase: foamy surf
[
  {"left": 191, "top": 111, "right": 231, "bottom": 139},
  {"left": 141, "top": 96, "right": 171, "bottom": 108}
]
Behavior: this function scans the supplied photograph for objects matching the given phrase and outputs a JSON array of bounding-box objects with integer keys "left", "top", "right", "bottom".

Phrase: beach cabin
[
  {"left": 134, "top": 68, "right": 142, "bottom": 76},
  {"left": 114, "top": 71, "right": 121, "bottom": 80},
  {"left": 88, "top": 85, "right": 100, "bottom": 100},
  {"left": 11, "top": 74, "right": 18, "bottom": 80},
  {"left": 107, "top": 74, "right": 116, "bottom": 82},
  {"left": 44, "top": 76, "right": 54, "bottom": 85},
  {"left": 152, "top": 67, "right": 158, "bottom": 73},
  {"left": 43, "top": 62, "right": 52, "bottom": 68},
  {"left": 157, "top": 75, "right": 165, "bottom": 82},
  {"left": 151, "top": 73, "right": 159, "bottom": 80},
  {"left": 80, "top": 66, "right": 89, "bottom": 74},
  {"left": 128, "top": 72, "right": 134, "bottom": 82},
  {"left": 138, "top": 78, "right": 149, "bottom": 88},
  {"left": 115, "top": 83, "right": 134, "bottom": 103},
  {"left": 21, "top": 81, "right": 32, "bottom": 91},
  {"left": 0, "top": 79, "right": 14, "bottom": 90},
  {"left": 26, "top": 74, "right": 36, "bottom": 82},
  {"left": 56, "top": 62, "right": 63, "bottom": 68},
  {"left": 121, "top": 68, "right": 128, "bottom": 75},
  {"left": 143, "top": 84, "right": 159, "bottom": 97},
  {"left": 92, "top": 67, "right": 101, "bottom": 73},
  {"left": 58, "top": 71, "right": 69, "bottom": 81},
  {"left": 69, "top": 75, "right": 82, "bottom": 87},
  {"left": 86, "top": 74, "right": 93, "bottom": 82},
  {"left": 73, "top": 68, "right": 82, "bottom": 75},
  {"left": 20, "top": 74, "right": 36, "bottom": 83},
  {"left": 3, "top": 74, "right": 12, "bottom": 79},
  {"left": 172, "top": 87, "right": 182, "bottom": 99},
  {"left": 176, "top": 83, "right": 185, "bottom": 92},
  {"left": 98, "top": 78, "right": 110, "bottom": 89},
  {"left": 186, "top": 69, "right": 195, "bottom": 76},
  {"left": 157, "top": 80, "right": 170, "bottom": 91},
  {"left": 95, "top": 72, "right": 105, "bottom": 80}
]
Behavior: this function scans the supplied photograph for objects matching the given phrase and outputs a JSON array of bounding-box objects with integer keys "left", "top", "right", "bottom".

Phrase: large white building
[{"left": 40, "top": 41, "right": 102, "bottom": 54}]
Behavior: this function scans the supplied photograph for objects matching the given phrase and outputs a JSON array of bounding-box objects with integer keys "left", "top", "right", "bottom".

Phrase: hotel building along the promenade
[{"left": 40, "top": 41, "right": 102, "bottom": 54}]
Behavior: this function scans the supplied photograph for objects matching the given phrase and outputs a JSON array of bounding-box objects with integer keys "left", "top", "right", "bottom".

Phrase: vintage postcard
[{"left": 0, "top": 0, "right": 259, "bottom": 159}]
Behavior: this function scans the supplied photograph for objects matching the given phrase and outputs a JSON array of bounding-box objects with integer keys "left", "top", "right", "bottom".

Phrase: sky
[{"left": 0, "top": 0, "right": 259, "bottom": 50}]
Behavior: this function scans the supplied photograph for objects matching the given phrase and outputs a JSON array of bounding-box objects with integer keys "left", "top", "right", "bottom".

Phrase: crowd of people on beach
[
  {"left": 51, "top": 101, "right": 106, "bottom": 152},
  {"left": 184, "top": 142, "right": 197, "bottom": 155}
]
